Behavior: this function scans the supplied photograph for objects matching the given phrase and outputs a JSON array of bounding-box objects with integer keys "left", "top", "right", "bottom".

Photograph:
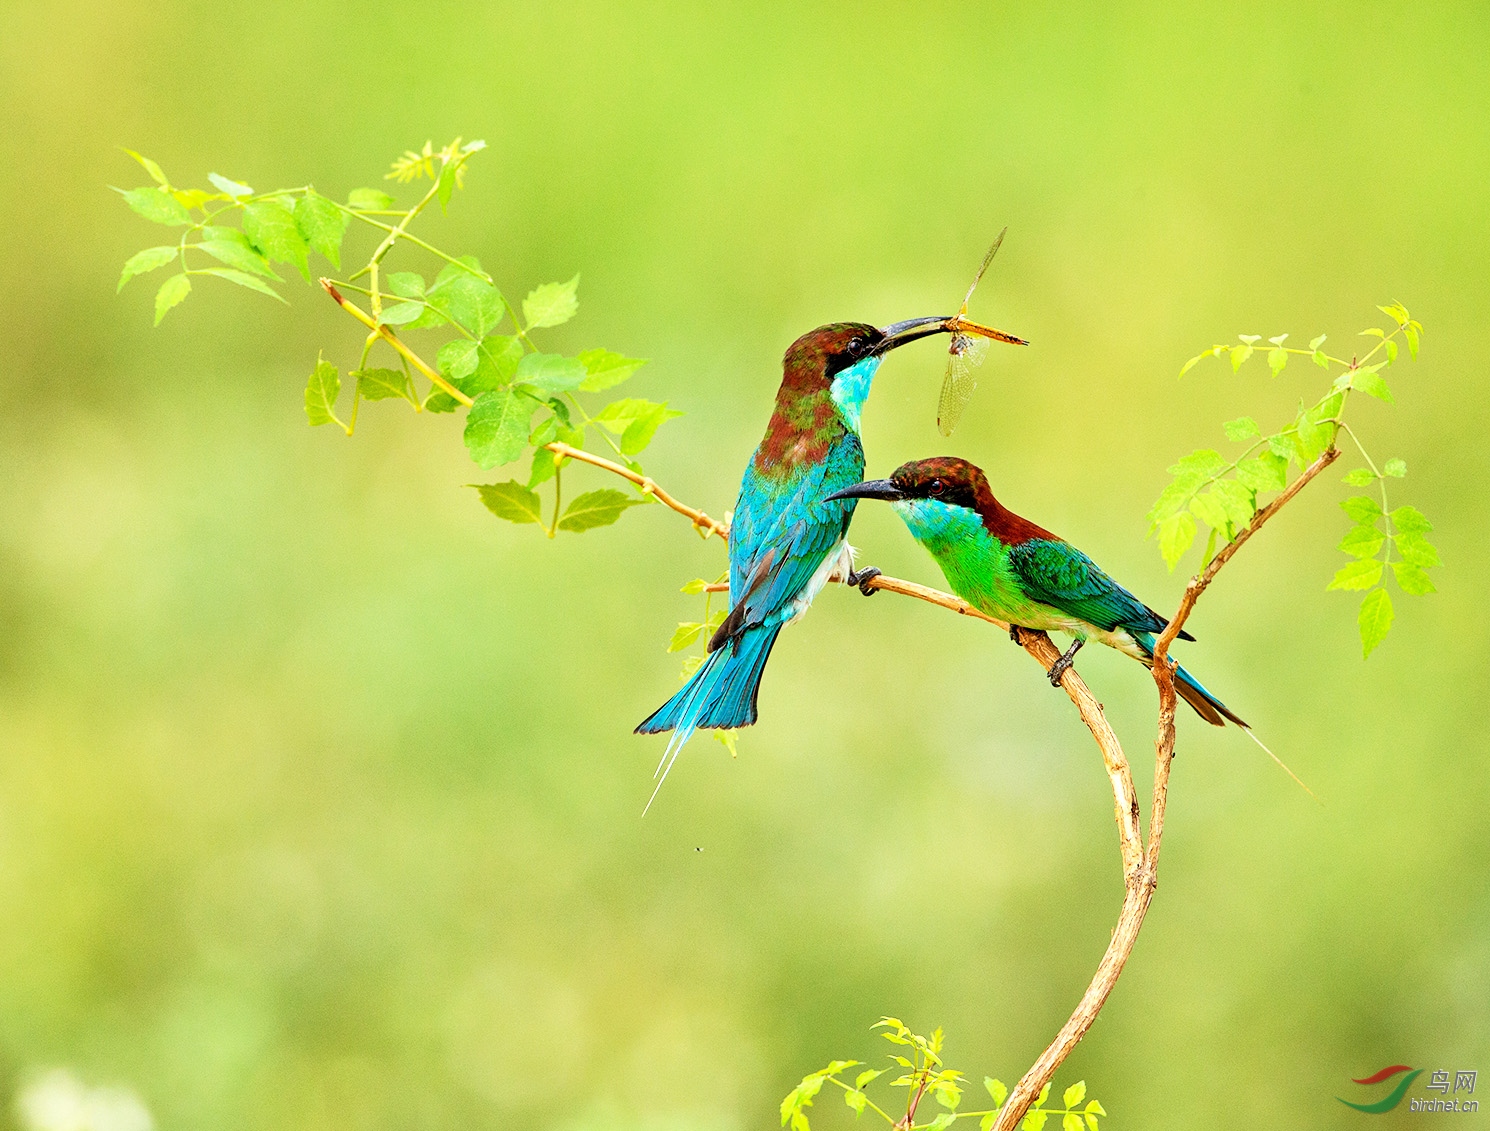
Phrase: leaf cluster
[
  {"left": 1150, "top": 305, "right": 1436, "bottom": 657},
  {"left": 780, "top": 1019, "right": 1106, "bottom": 1131},
  {"left": 119, "top": 140, "right": 681, "bottom": 538}
]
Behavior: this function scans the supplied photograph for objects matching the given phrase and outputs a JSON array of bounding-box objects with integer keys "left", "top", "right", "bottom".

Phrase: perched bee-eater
[
  {"left": 828, "top": 457, "right": 1247, "bottom": 727},
  {"left": 637, "top": 319, "right": 1021, "bottom": 797}
]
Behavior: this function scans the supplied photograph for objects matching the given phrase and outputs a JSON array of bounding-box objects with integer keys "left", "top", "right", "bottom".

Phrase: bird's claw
[
  {"left": 1046, "top": 656, "right": 1073, "bottom": 686},
  {"left": 1009, "top": 625, "right": 1024, "bottom": 645},
  {"left": 847, "top": 566, "right": 881, "bottom": 596}
]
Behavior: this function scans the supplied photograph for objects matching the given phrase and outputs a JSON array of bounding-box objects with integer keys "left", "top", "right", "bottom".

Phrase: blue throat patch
[
  {"left": 892, "top": 498, "right": 986, "bottom": 548},
  {"left": 829, "top": 356, "right": 882, "bottom": 433}
]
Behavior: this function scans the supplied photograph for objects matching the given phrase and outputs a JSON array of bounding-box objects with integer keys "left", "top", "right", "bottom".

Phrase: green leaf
[
  {"left": 1223, "top": 416, "right": 1260, "bottom": 441},
  {"left": 1146, "top": 480, "right": 1193, "bottom": 526},
  {"left": 578, "top": 348, "right": 648, "bottom": 392},
  {"left": 439, "top": 339, "right": 480, "bottom": 381},
  {"left": 1167, "top": 448, "right": 1229, "bottom": 486},
  {"left": 1158, "top": 511, "right": 1196, "bottom": 570},
  {"left": 1063, "top": 1082, "right": 1086, "bottom": 1109},
  {"left": 377, "top": 302, "right": 425, "bottom": 326},
  {"left": 354, "top": 367, "right": 416, "bottom": 403},
  {"left": 426, "top": 261, "right": 503, "bottom": 337},
  {"left": 1063, "top": 1115, "right": 1084, "bottom": 1131},
  {"left": 1390, "top": 505, "right": 1432, "bottom": 534},
  {"left": 119, "top": 186, "right": 190, "bottom": 226},
  {"left": 1084, "top": 1117, "right": 1099, "bottom": 1131},
  {"left": 472, "top": 481, "right": 543, "bottom": 524},
  {"left": 621, "top": 401, "right": 684, "bottom": 455},
  {"left": 347, "top": 187, "right": 395, "bottom": 210},
  {"left": 469, "top": 337, "right": 524, "bottom": 392},
  {"left": 1084, "top": 1101, "right": 1106, "bottom": 1118},
  {"left": 523, "top": 274, "right": 580, "bottom": 329},
  {"left": 844, "top": 1090, "right": 866, "bottom": 1116},
  {"left": 196, "top": 267, "right": 285, "bottom": 302},
  {"left": 464, "top": 389, "right": 534, "bottom": 469},
  {"left": 1235, "top": 452, "right": 1288, "bottom": 493},
  {"left": 1385, "top": 339, "right": 1399, "bottom": 362},
  {"left": 1023, "top": 1110, "right": 1049, "bottom": 1131},
  {"left": 243, "top": 200, "right": 310, "bottom": 281},
  {"left": 596, "top": 397, "right": 664, "bottom": 432},
  {"left": 557, "top": 488, "right": 649, "bottom": 532},
  {"left": 926, "top": 1114, "right": 955, "bottom": 1131},
  {"left": 1392, "top": 561, "right": 1436, "bottom": 595},
  {"left": 1337, "top": 525, "right": 1385, "bottom": 559},
  {"left": 436, "top": 158, "right": 458, "bottom": 211},
  {"left": 932, "top": 1081, "right": 962, "bottom": 1110},
  {"left": 1309, "top": 333, "right": 1327, "bottom": 350},
  {"left": 1327, "top": 559, "right": 1383, "bottom": 591},
  {"left": 1230, "top": 343, "right": 1253, "bottom": 372},
  {"left": 528, "top": 446, "right": 558, "bottom": 488},
  {"left": 1188, "top": 490, "right": 1228, "bottom": 532},
  {"left": 1210, "top": 477, "right": 1256, "bottom": 531},
  {"left": 855, "top": 1069, "right": 883, "bottom": 1091},
  {"left": 681, "top": 578, "right": 709, "bottom": 595},
  {"left": 123, "top": 149, "right": 168, "bottom": 186},
  {"left": 1313, "top": 348, "right": 1329, "bottom": 368},
  {"left": 1383, "top": 457, "right": 1406, "bottom": 478},
  {"left": 153, "top": 274, "right": 191, "bottom": 324},
  {"left": 1394, "top": 531, "right": 1441, "bottom": 568},
  {"left": 304, "top": 355, "right": 344, "bottom": 428},
  {"left": 1342, "top": 468, "right": 1377, "bottom": 487},
  {"left": 1358, "top": 587, "right": 1394, "bottom": 658},
  {"left": 387, "top": 271, "right": 425, "bottom": 298},
  {"left": 1267, "top": 347, "right": 1288, "bottom": 376},
  {"left": 981, "top": 1115, "right": 997, "bottom": 1131},
  {"left": 1294, "top": 408, "right": 1328, "bottom": 461},
  {"left": 1353, "top": 370, "right": 1394, "bottom": 402},
  {"left": 196, "top": 237, "right": 279, "bottom": 279},
  {"left": 667, "top": 622, "right": 705, "bottom": 652},
  {"left": 294, "top": 190, "right": 350, "bottom": 269},
  {"left": 207, "top": 172, "right": 253, "bottom": 198},
  {"left": 985, "top": 1078, "right": 1008, "bottom": 1107},
  {"left": 424, "top": 390, "right": 459, "bottom": 413},
  {"left": 516, "top": 352, "right": 588, "bottom": 394},
  {"left": 118, "top": 246, "right": 178, "bottom": 291},
  {"left": 1340, "top": 495, "right": 1382, "bottom": 524},
  {"left": 1404, "top": 325, "right": 1420, "bottom": 358},
  {"left": 1037, "top": 1083, "right": 1051, "bottom": 1106}
]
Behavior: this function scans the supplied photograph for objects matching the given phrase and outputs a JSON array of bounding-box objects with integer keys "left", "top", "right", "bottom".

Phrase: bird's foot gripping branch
[{"left": 117, "top": 138, "right": 1438, "bottom": 1131}]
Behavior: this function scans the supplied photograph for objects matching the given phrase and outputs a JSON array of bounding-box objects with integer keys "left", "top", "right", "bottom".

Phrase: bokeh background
[{"left": 2, "top": 3, "right": 1487, "bottom": 1128}]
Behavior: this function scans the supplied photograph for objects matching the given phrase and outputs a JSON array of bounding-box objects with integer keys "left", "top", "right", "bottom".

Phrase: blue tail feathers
[
  {"left": 634, "top": 625, "right": 782, "bottom": 813},
  {"left": 1131, "top": 631, "right": 1247, "bottom": 728}
]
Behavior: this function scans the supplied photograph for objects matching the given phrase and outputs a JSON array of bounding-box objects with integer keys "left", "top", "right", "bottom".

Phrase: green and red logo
[{"left": 1338, "top": 1066, "right": 1423, "bottom": 1113}]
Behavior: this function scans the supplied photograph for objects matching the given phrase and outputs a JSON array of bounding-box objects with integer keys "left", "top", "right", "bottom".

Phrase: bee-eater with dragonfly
[
  {"left": 636, "top": 318, "right": 1026, "bottom": 808},
  {"left": 828, "top": 457, "right": 1248, "bottom": 727}
]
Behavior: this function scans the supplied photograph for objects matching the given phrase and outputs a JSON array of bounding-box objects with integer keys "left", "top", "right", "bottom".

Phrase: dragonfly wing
[{"left": 936, "top": 335, "right": 989, "bottom": 437}]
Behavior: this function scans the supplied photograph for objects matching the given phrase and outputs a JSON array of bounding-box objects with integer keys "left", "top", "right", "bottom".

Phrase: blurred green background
[{"left": 2, "top": 2, "right": 1487, "bottom": 1128}]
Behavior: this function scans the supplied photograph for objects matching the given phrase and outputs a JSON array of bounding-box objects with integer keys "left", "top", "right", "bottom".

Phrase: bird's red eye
[{"left": 929, "top": 479, "right": 944, "bottom": 496}]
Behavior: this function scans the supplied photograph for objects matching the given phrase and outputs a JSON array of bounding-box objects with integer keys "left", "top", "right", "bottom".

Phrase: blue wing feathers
[{"left": 1008, "top": 539, "right": 1194, "bottom": 642}]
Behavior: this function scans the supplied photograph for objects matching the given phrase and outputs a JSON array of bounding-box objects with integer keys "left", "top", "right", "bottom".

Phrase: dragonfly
[{"left": 936, "top": 228, "right": 1027, "bottom": 436}]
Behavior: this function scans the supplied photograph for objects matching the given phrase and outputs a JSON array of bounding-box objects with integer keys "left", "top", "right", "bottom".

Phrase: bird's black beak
[
  {"left": 875, "top": 316, "right": 954, "bottom": 354},
  {"left": 825, "top": 479, "right": 905, "bottom": 503}
]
